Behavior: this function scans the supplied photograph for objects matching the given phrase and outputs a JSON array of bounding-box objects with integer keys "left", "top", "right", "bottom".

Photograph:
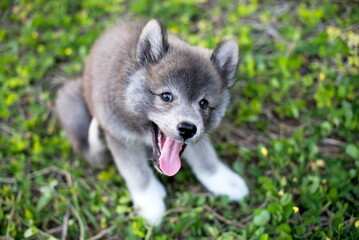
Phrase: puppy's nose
[{"left": 177, "top": 122, "right": 197, "bottom": 141}]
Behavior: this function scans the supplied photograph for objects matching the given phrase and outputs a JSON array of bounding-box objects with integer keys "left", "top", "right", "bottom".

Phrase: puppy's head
[{"left": 127, "top": 19, "right": 239, "bottom": 176}]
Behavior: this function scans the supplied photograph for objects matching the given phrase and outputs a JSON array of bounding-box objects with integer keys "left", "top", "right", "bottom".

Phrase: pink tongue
[{"left": 159, "top": 137, "right": 182, "bottom": 176}]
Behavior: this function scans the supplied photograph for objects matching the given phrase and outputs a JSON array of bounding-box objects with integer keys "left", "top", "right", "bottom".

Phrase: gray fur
[
  {"left": 55, "top": 19, "right": 247, "bottom": 225},
  {"left": 55, "top": 79, "right": 111, "bottom": 168},
  {"left": 55, "top": 79, "right": 90, "bottom": 154}
]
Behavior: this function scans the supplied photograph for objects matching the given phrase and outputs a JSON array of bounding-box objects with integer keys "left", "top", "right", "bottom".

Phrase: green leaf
[
  {"left": 280, "top": 193, "right": 293, "bottom": 206},
  {"left": 24, "top": 226, "right": 38, "bottom": 238},
  {"left": 260, "top": 233, "right": 269, "bottom": 240},
  {"left": 253, "top": 210, "right": 271, "bottom": 226},
  {"left": 345, "top": 144, "right": 359, "bottom": 159},
  {"left": 204, "top": 224, "right": 219, "bottom": 237},
  {"left": 131, "top": 217, "right": 146, "bottom": 238}
]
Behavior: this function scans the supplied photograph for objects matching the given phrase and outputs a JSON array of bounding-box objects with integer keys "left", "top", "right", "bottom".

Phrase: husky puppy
[{"left": 55, "top": 19, "right": 248, "bottom": 225}]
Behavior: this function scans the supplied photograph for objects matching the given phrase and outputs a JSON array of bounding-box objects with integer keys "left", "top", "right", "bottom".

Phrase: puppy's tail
[{"left": 54, "top": 78, "right": 91, "bottom": 155}]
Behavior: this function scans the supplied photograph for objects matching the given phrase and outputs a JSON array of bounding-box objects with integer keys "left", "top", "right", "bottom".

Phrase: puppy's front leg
[
  {"left": 183, "top": 138, "right": 248, "bottom": 201},
  {"left": 106, "top": 134, "right": 166, "bottom": 225}
]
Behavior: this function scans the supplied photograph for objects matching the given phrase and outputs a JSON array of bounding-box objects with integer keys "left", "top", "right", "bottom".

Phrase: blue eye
[{"left": 161, "top": 92, "right": 173, "bottom": 102}]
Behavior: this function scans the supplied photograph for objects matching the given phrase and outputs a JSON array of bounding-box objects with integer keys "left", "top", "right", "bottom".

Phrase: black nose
[{"left": 177, "top": 122, "right": 197, "bottom": 141}]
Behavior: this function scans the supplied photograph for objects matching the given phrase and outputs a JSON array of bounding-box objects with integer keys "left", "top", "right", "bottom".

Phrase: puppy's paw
[
  {"left": 131, "top": 178, "right": 167, "bottom": 226},
  {"left": 88, "top": 118, "right": 106, "bottom": 153},
  {"left": 135, "top": 198, "right": 166, "bottom": 226},
  {"left": 199, "top": 164, "right": 248, "bottom": 201},
  {"left": 86, "top": 118, "right": 110, "bottom": 168}
]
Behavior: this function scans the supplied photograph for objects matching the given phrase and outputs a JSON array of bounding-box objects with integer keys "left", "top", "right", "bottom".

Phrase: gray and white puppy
[{"left": 55, "top": 19, "right": 248, "bottom": 225}]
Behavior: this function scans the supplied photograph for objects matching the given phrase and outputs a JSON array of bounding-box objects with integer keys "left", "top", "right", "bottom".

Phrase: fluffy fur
[{"left": 55, "top": 19, "right": 248, "bottom": 225}]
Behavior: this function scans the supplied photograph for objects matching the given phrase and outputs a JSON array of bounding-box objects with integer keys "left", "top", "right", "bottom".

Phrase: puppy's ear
[
  {"left": 211, "top": 40, "right": 239, "bottom": 88},
  {"left": 136, "top": 19, "right": 168, "bottom": 63}
]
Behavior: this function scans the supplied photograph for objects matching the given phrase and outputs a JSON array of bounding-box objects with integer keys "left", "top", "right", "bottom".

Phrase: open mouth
[{"left": 151, "top": 122, "right": 186, "bottom": 176}]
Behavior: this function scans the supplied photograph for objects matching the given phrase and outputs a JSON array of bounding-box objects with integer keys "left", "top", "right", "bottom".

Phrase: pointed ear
[
  {"left": 136, "top": 19, "right": 168, "bottom": 63},
  {"left": 211, "top": 40, "right": 239, "bottom": 88}
]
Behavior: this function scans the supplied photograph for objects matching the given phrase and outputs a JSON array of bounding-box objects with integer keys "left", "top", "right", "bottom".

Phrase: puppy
[{"left": 55, "top": 19, "right": 248, "bottom": 225}]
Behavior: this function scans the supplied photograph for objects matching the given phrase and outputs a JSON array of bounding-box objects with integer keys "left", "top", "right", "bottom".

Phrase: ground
[{"left": 0, "top": 0, "right": 358, "bottom": 239}]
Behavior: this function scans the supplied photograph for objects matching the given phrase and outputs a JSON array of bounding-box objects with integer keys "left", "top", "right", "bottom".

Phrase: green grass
[{"left": 1, "top": 0, "right": 359, "bottom": 239}]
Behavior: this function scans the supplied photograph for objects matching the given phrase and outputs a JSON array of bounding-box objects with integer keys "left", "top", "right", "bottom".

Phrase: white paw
[
  {"left": 198, "top": 163, "right": 248, "bottom": 201},
  {"left": 131, "top": 178, "right": 167, "bottom": 226},
  {"left": 88, "top": 118, "right": 106, "bottom": 154}
]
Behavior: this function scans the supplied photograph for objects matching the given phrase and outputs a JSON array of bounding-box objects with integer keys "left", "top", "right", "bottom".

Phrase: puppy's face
[
  {"left": 125, "top": 20, "right": 239, "bottom": 176},
  {"left": 146, "top": 52, "right": 231, "bottom": 144}
]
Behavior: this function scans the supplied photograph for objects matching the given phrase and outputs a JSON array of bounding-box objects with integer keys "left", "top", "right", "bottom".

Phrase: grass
[{"left": 1, "top": 0, "right": 359, "bottom": 239}]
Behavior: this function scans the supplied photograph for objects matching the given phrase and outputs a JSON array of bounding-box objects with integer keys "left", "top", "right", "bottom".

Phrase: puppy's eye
[
  {"left": 199, "top": 99, "right": 208, "bottom": 109},
  {"left": 161, "top": 92, "right": 173, "bottom": 102}
]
